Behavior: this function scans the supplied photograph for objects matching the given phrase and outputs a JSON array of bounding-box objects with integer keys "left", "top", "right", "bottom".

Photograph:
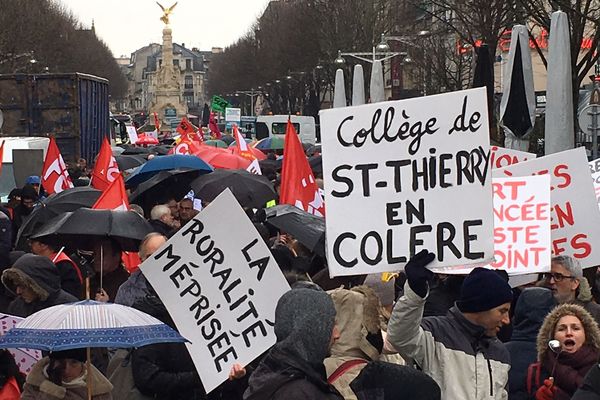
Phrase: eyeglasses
[{"left": 542, "top": 272, "right": 577, "bottom": 282}]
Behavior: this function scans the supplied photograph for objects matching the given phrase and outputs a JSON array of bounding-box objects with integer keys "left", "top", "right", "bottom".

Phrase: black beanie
[
  {"left": 456, "top": 268, "right": 513, "bottom": 313},
  {"left": 49, "top": 348, "right": 87, "bottom": 363}
]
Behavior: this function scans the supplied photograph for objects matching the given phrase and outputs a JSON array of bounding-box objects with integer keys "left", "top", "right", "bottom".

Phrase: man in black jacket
[
  {"left": 1, "top": 254, "right": 77, "bottom": 317},
  {"left": 573, "top": 364, "right": 600, "bottom": 399},
  {"left": 244, "top": 288, "right": 343, "bottom": 400}
]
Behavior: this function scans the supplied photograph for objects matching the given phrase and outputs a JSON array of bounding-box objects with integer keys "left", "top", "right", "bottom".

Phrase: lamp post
[{"left": 235, "top": 88, "right": 260, "bottom": 116}]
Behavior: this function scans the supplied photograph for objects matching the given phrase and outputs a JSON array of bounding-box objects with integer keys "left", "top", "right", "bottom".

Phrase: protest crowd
[{"left": 3, "top": 38, "right": 600, "bottom": 400}]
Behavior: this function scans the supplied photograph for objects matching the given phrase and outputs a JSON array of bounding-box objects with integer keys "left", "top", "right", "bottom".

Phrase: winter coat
[
  {"left": 1, "top": 254, "right": 77, "bottom": 317},
  {"left": 21, "top": 357, "right": 112, "bottom": 400},
  {"left": 575, "top": 278, "right": 600, "bottom": 326},
  {"left": 387, "top": 282, "right": 510, "bottom": 400},
  {"left": 114, "top": 270, "right": 150, "bottom": 307},
  {"left": 506, "top": 287, "right": 555, "bottom": 400},
  {"left": 53, "top": 258, "right": 82, "bottom": 300},
  {"left": 244, "top": 346, "right": 343, "bottom": 400},
  {"left": 324, "top": 287, "right": 381, "bottom": 400},
  {"left": 148, "top": 220, "right": 174, "bottom": 238},
  {"left": 89, "top": 266, "right": 129, "bottom": 303},
  {"left": 572, "top": 364, "right": 600, "bottom": 400}
]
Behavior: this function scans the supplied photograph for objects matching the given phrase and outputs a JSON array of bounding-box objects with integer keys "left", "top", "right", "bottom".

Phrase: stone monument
[{"left": 148, "top": 2, "right": 187, "bottom": 131}]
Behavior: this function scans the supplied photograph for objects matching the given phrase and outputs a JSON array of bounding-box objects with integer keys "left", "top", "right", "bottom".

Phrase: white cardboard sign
[
  {"left": 139, "top": 189, "right": 290, "bottom": 392},
  {"left": 495, "top": 147, "right": 600, "bottom": 268},
  {"left": 126, "top": 126, "right": 138, "bottom": 144},
  {"left": 490, "top": 146, "right": 536, "bottom": 169},
  {"left": 588, "top": 159, "right": 600, "bottom": 210},
  {"left": 438, "top": 175, "right": 552, "bottom": 276},
  {"left": 319, "top": 88, "right": 494, "bottom": 276}
]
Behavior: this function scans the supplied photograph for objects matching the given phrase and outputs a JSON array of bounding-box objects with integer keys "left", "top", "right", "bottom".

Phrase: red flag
[
  {"left": 92, "top": 175, "right": 141, "bottom": 272},
  {"left": 171, "top": 136, "right": 203, "bottom": 155},
  {"left": 208, "top": 112, "right": 222, "bottom": 139},
  {"left": 176, "top": 117, "right": 196, "bottom": 136},
  {"left": 91, "top": 137, "right": 119, "bottom": 191},
  {"left": 0, "top": 140, "right": 4, "bottom": 177},
  {"left": 41, "top": 137, "right": 73, "bottom": 195},
  {"left": 280, "top": 121, "right": 324, "bottom": 216},
  {"left": 153, "top": 112, "right": 161, "bottom": 132},
  {"left": 232, "top": 124, "right": 262, "bottom": 174}
]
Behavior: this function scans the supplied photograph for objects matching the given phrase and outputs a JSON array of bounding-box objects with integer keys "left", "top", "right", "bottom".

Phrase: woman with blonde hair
[{"left": 531, "top": 304, "right": 600, "bottom": 400}]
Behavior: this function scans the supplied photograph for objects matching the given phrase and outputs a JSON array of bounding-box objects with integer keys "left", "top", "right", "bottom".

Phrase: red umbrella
[
  {"left": 230, "top": 146, "right": 267, "bottom": 161},
  {"left": 193, "top": 143, "right": 229, "bottom": 159},
  {"left": 202, "top": 152, "right": 252, "bottom": 170},
  {"left": 136, "top": 133, "right": 159, "bottom": 146}
]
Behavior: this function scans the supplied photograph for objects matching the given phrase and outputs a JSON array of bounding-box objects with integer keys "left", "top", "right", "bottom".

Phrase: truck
[
  {"left": 255, "top": 115, "right": 317, "bottom": 144},
  {"left": 0, "top": 73, "right": 110, "bottom": 163}
]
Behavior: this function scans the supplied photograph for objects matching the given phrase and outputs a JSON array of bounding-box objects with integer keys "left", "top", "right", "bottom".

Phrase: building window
[
  {"left": 158, "top": 59, "right": 162, "bottom": 68},
  {"left": 173, "top": 59, "right": 179, "bottom": 67},
  {"left": 184, "top": 75, "right": 193, "bottom": 89},
  {"left": 186, "top": 59, "right": 192, "bottom": 70}
]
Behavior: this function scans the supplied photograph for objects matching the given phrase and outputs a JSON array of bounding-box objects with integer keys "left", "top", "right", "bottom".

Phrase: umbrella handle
[{"left": 86, "top": 347, "right": 92, "bottom": 400}]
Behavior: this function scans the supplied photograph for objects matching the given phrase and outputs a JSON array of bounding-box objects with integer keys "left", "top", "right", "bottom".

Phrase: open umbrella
[
  {"left": 136, "top": 134, "right": 159, "bottom": 146},
  {"left": 129, "top": 169, "right": 201, "bottom": 214},
  {"left": 125, "top": 154, "right": 213, "bottom": 187},
  {"left": 220, "top": 135, "right": 235, "bottom": 145},
  {"left": 203, "top": 152, "right": 252, "bottom": 170},
  {"left": 149, "top": 145, "right": 173, "bottom": 155},
  {"left": 190, "top": 169, "right": 276, "bottom": 208},
  {"left": 115, "top": 154, "right": 146, "bottom": 171},
  {"left": 308, "top": 155, "right": 322, "bottom": 176},
  {"left": 263, "top": 204, "right": 325, "bottom": 256},
  {"left": 204, "top": 139, "right": 228, "bottom": 148},
  {"left": 0, "top": 300, "right": 186, "bottom": 351},
  {"left": 121, "top": 146, "right": 151, "bottom": 156},
  {"left": 16, "top": 187, "right": 102, "bottom": 248},
  {"left": 230, "top": 145, "right": 267, "bottom": 161},
  {"left": 30, "top": 208, "right": 153, "bottom": 252},
  {"left": 228, "top": 138, "right": 253, "bottom": 147},
  {"left": 111, "top": 146, "right": 125, "bottom": 156},
  {"left": 255, "top": 136, "right": 285, "bottom": 150}
]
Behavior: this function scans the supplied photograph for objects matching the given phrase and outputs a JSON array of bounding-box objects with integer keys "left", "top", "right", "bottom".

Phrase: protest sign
[
  {"left": 0, "top": 313, "right": 42, "bottom": 374},
  {"left": 495, "top": 147, "right": 600, "bottom": 268},
  {"left": 139, "top": 189, "right": 290, "bottom": 392},
  {"left": 588, "top": 159, "right": 600, "bottom": 210},
  {"left": 438, "top": 175, "right": 551, "bottom": 276},
  {"left": 319, "top": 87, "right": 494, "bottom": 276},
  {"left": 490, "top": 146, "right": 536, "bottom": 169},
  {"left": 126, "top": 125, "right": 138, "bottom": 144}
]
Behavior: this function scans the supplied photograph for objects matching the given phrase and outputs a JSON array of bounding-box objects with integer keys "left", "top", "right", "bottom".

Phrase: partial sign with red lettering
[
  {"left": 439, "top": 175, "right": 551, "bottom": 275},
  {"left": 490, "top": 146, "right": 536, "bottom": 169},
  {"left": 495, "top": 147, "right": 600, "bottom": 268},
  {"left": 588, "top": 159, "right": 600, "bottom": 210}
]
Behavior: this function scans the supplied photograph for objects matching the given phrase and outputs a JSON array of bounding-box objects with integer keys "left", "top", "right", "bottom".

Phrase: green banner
[{"left": 211, "top": 95, "right": 230, "bottom": 113}]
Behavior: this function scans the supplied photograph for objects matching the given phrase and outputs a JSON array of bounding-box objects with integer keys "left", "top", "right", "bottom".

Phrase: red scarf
[{"left": 542, "top": 345, "right": 600, "bottom": 399}]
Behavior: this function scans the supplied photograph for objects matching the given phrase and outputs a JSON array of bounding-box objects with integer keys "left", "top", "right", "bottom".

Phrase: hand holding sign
[{"left": 404, "top": 250, "right": 436, "bottom": 297}]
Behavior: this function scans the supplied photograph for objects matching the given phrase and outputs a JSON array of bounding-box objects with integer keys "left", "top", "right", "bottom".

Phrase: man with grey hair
[
  {"left": 149, "top": 204, "right": 176, "bottom": 238},
  {"left": 542, "top": 255, "right": 600, "bottom": 324},
  {"left": 115, "top": 233, "right": 167, "bottom": 307}
]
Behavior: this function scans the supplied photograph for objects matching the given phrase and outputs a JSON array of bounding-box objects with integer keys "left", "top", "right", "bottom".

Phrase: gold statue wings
[{"left": 156, "top": 2, "right": 178, "bottom": 25}]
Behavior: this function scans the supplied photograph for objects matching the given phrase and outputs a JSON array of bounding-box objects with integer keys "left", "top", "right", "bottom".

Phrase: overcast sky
[{"left": 58, "top": 0, "right": 271, "bottom": 57}]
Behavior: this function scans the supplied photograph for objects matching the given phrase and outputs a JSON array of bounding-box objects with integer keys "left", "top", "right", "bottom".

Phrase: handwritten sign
[
  {"left": 495, "top": 147, "right": 600, "bottom": 268},
  {"left": 490, "top": 146, "right": 536, "bottom": 169},
  {"left": 126, "top": 126, "right": 138, "bottom": 144},
  {"left": 319, "top": 88, "right": 494, "bottom": 276},
  {"left": 588, "top": 159, "right": 600, "bottom": 210},
  {"left": 139, "top": 189, "right": 290, "bottom": 392},
  {"left": 438, "top": 175, "right": 551, "bottom": 275}
]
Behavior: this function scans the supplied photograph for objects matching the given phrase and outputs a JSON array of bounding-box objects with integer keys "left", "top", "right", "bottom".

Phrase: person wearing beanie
[
  {"left": 1, "top": 254, "right": 77, "bottom": 317},
  {"left": 386, "top": 251, "right": 513, "bottom": 399},
  {"left": 541, "top": 255, "right": 600, "bottom": 325},
  {"left": 11, "top": 185, "right": 38, "bottom": 246},
  {"left": 22, "top": 348, "right": 113, "bottom": 399},
  {"left": 244, "top": 288, "right": 343, "bottom": 400},
  {"left": 350, "top": 360, "right": 441, "bottom": 400}
]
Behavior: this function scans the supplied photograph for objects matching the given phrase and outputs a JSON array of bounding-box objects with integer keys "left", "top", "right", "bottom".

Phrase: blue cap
[{"left": 25, "top": 176, "right": 40, "bottom": 185}]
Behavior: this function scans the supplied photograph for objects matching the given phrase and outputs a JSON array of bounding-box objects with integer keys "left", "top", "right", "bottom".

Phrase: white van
[
  {"left": 0, "top": 137, "right": 50, "bottom": 201},
  {"left": 255, "top": 115, "right": 317, "bottom": 144}
]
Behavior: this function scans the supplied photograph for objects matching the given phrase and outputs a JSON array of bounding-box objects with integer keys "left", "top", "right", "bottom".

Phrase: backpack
[{"left": 107, "top": 349, "right": 152, "bottom": 400}]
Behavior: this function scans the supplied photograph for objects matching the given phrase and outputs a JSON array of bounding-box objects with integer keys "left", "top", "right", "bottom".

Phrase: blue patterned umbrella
[
  {"left": 125, "top": 154, "right": 213, "bottom": 187},
  {"left": 0, "top": 300, "right": 186, "bottom": 351}
]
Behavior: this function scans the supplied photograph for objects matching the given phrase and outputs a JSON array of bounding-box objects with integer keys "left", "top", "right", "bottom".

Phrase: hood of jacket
[
  {"left": 578, "top": 277, "right": 594, "bottom": 303},
  {"left": 26, "top": 356, "right": 112, "bottom": 398},
  {"left": 511, "top": 287, "right": 556, "bottom": 342},
  {"left": 326, "top": 286, "right": 381, "bottom": 361},
  {"left": 536, "top": 303, "right": 600, "bottom": 361},
  {"left": 2, "top": 254, "right": 61, "bottom": 301}
]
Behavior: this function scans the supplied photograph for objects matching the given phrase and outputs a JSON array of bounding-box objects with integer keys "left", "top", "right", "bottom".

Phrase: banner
[
  {"left": 490, "top": 146, "right": 536, "bottom": 169},
  {"left": 588, "top": 159, "right": 600, "bottom": 210},
  {"left": 211, "top": 95, "right": 230, "bottom": 113},
  {"left": 496, "top": 147, "right": 600, "bottom": 267},
  {"left": 319, "top": 88, "right": 494, "bottom": 276},
  {"left": 439, "top": 175, "right": 552, "bottom": 275},
  {"left": 139, "top": 189, "right": 290, "bottom": 392}
]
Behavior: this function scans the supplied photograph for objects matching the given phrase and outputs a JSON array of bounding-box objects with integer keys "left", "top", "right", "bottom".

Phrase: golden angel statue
[{"left": 156, "top": 2, "right": 178, "bottom": 25}]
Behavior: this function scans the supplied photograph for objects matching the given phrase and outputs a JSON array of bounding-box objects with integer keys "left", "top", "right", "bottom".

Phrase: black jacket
[
  {"left": 244, "top": 345, "right": 343, "bottom": 400},
  {"left": 149, "top": 219, "right": 175, "bottom": 238},
  {"left": 506, "top": 287, "right": 556, "bottom": 400},
  {"left": 573, "top": 364, "right": 600, "bottom": 400},
  {"left": 1, "top": 253, "right": 77, "bottom": 317}
]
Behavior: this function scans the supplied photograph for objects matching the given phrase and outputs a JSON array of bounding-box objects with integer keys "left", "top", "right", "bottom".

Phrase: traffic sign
[{"left": 578, "top": 104, "right": 600, "bottom": 135}]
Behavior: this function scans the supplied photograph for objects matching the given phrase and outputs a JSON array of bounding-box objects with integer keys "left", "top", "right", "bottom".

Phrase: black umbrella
[
  {"left": 220, "top": 135, "right": 235, "bottom": 145},
  {"left": 308, "top": 155, "right": 322, "bottom": 176},
  {"left": 264, "top": 204, "right": 325, "bottom": 256},
  {"left": 149, "top": 145, "right": 173, "bottom": 155},
  {"left": 16, "top": 187, "right": 102, "bottom": 249},
  {"left": 115, "top": 155, "right": 146, "bottom": 171},
  {"left": 473, "top": 44, "right": 494, "bottom": 126},
  {"left": 122, "top": 147, "right": 151, "bottom": 156},
  {"left": 129, "top": 168, "right": 201, "bottom": 215},
  {"left": 30, "top": 208, "right": 153, "bottom": 252},
  {"left": 190, "top": 169, "right": 276, "bottom": 209},
  {"left": 259, "top": 158, "right": 282, "bottom": 172}
]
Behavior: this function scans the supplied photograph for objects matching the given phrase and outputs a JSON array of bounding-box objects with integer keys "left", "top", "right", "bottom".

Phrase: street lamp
[{"left": 235, "top": 88, "right": 261, "bottom": 116}]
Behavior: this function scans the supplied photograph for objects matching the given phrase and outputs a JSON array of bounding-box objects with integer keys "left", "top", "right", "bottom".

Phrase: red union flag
[
  {"left": 233, "top": 124, "right": 261, "bottom": 175},
  {"left": 41, "top": 137, "right": 73, "bottom": 195},
  {"left": 91, "top": 137, "right": 120, "bottom": 190},
  {"left": 280, "top": 120, "right": 324, "bottom": 216},
  {"left": 92, "top": 174, "right": 141, "bottom": 272},
  {"left": 176, "top": 117, "right": 196, "bottom": 136}
]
